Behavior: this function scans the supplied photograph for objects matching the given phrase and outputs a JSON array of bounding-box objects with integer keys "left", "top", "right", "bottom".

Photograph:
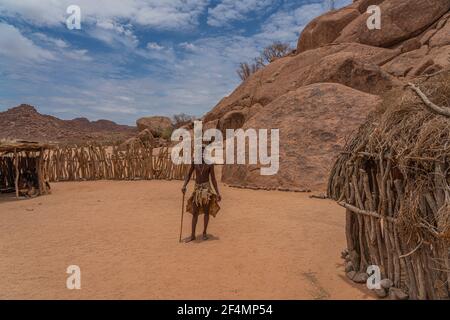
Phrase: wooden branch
[
  {"left": 14, "top": 149, "right": 19, "bottom": 199},
  {"left": 415, "top": 68, "right": 448, "bottom": 79},
  {"left": 309, "top": 194, "right": 328, "bottom": 199},
  {"left": 399, "top": 239, "right": 423, "bottom": 259},
  {"left": 338, "top": 201, "right": 397, "bottom": 223},
  {"left": 408, "top": 82, "right": 450, "bottom": 117},
  {"left": 340, "top": 151, "right": 392, "bottom": 160}
]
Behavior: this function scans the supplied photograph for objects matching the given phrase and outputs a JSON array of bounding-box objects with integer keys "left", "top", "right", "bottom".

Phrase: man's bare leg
[
  {"left": 186, "top": 204, "right": 199, "bottom": 243},
  {"left": 202, "top": 204, "right": 210, "bottom": 240}
]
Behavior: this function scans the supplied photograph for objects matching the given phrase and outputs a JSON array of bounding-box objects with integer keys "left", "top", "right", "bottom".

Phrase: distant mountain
[{"left": 0, "top": 104, "right": 137, "bottom": 144}]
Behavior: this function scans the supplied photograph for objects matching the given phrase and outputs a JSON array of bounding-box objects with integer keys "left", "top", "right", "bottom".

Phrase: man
[{"left": 181, "top": 149, "right": 221, "bottom": 242}]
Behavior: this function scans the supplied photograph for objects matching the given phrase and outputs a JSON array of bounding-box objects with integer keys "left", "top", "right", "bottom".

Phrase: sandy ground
[{"left": 0, "top": 179, "right": 372, "bottom": 299}]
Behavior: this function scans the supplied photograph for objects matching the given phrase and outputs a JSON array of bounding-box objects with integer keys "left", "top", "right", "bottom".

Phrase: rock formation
[
  {"left": 221, "top": 83, "right": 382, "bottom": 190},
  {"left": 136, "top": 116, "right": 173, "bottom": 138},
  {"left": 203, "top": 0, "right": 450, "bottom": 191}
]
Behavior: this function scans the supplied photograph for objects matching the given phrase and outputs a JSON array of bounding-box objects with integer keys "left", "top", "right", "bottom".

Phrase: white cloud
[
  {"left": 179, "top": 42, "right": 197, "bottom": 51},
  {"left": 92, "top": 20, "right": 139, "bottom": 49},
  {"left": 0, "top": 0, "right": 355, "bottom": 124},
  {"left": 0, "top": 0, "right": 209, "bottom": 30},
  {"left": 62, "top": 49, "right": 93, "bottom": 62},
  {"left": 0, "top": 0, "right": 66, "bottom": 26},
  {"left": 133, "top": 0, "right": 209, "bottom": 30},
  {"left": 92, "top": 105, "right": 139, "bottom": 115},
  {"left": 256, "top": 3, "right": 324, "bottom": 44},
  {"left": 138, "top": 43, "right": 176, "bottom": 63},
  {"left": 33, "top": 32, "right": 70, "bottom": 48},
  {"left": 0, "top": 23, "right": 55, "bottom": 62},
  {"left": 147, "top": 42, "right": 165, "bottom": 50},
  {"left": 207, "top": 0, "right": 276, "bottom": 27},
  {"left": 29, "top": 30, "right": 93, "bottom": 62},
  {"left": 0, "top": 0, "right": 209, "bottom": 53},
  {"left": 96, "top": 20, "right": 134, "bottom": 36}
]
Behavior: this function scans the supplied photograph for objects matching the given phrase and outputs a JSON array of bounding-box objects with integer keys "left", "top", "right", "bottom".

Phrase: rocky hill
[
  {"left": 0, "top": 104, "right": 137, "bottom": 144},
  {"left": 203, "top": 0, "right": 450, "bottom": 191}
]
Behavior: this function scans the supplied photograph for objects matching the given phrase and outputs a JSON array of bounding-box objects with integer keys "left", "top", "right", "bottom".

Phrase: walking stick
[{"left": 179, "top": 191, "right": 186, "bottom": 243}]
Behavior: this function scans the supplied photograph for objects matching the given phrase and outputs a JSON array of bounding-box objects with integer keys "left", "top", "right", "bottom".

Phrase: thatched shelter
[
  {"left": 328, "top": 71, "right": 450, "bottom": 300},
  {"left": 0, "top": 140, "right": 52, "bottom": 198}
]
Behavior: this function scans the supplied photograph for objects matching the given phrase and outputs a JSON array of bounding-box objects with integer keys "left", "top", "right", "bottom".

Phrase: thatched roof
[
  {"left": 327, "top": 70, "right": 449, "bottom": 300},
  {"left": 0, "top": 140, "right": 53, "bottom": 154}
]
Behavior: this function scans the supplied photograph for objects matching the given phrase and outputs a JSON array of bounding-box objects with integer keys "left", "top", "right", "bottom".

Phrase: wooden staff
[
  {"left": 179, "top": 191, "right": 186, "bottom": 243},
  {"left": 14, "top": 148, "right": 19, "bottom": 198}
]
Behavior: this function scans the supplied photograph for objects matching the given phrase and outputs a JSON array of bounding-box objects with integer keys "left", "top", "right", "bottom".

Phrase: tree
[
  {"left": 236, "top": 62, "right": 261, "bottom": 81},
  {"left": 260, "top": 42, "right": 292, "bottom": 65},
  {"left": 237, "top": 41, "right": 292, "bottom": 81},
  {"left": 172, "top": 113, "right": 196, "bottom": 129}
]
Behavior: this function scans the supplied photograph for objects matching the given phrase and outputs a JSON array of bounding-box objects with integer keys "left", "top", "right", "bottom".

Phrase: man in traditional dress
[{"left": 181, "top": 146, "right": 221, "bottom": 242}]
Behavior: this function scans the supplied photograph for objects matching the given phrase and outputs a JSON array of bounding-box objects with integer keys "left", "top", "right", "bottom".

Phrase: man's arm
[
  {"left": 210, "top": 165, "right": 221, "bottom": 201},
  {"left": 182, "top": 164, "right": 194, "bottom": 194}
]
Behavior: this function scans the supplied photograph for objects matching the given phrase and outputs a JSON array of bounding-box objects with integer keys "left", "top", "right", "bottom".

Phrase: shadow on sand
[
  {"left": 182, "top": 234, "right": 220, "bottom": 244},
  {"left": 0, "top": 193, "right": 20, "bottom": 203}
]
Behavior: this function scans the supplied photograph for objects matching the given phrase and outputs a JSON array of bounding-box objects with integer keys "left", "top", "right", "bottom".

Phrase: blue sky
[{"left": 0, "top": 0, "right": 351, "bottom": 125}]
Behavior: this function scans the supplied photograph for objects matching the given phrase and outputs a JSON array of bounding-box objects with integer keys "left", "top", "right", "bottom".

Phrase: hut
[
  {"left": 0, "top": 140, "right": 52, "bottom": 198},
  {"left": 328, "top": 71, "right": 450, "bottom": 299}
]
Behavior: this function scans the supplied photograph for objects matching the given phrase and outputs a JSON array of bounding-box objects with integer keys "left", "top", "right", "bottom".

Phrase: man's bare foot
[
  {"left": 185, "top": 235, "right": 195, "bottom": 243},
  {"left": 202, "top": 233, "right": 209, "bottom": 240}
]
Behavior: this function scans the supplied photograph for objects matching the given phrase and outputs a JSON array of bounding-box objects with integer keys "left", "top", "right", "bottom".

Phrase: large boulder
[
  {"left": 298, "top": 51, "right": 398, "bottom": 94},
  {"left": 137, "top": 128, "right": 155, "bottom": 146},
  {"left": 296, "top": 1, "right": 390, "bottom": 53},
  {"left": 383, "top": 44, "right": 450, "bottom": 77},
  {"left": 204, "top": 43, "right": 396, "bottom": 124},
  {"left": 351, "top": 0, "right": 386, "bottom": 14},
  {"left": 217, "top": 110, "right": 246, "bottom": 134},
  {"left": 381, "top": 11, "right": 450, "bottom": 77},
  {"left": 136, "top": 116, "right": 173, "bottom": 137},
  {"left": 336, "top": 0, "right": 450, "bottom": 47},
  {"left": 382, "top": 45, "right": 429, "bottom": 77},
  {"left": 119, "top": 137, "right": 140, "bottom": 150},
  {"left": 422, "top": 45, "right": 450, "bottom": 74},
  {"left": 119, "top": 129, "right": 155, "bottom": 149},
  {"left": 296, "top": 7, "right": 360, "bottom": 53},
  {"left": 221, "top": 83, "right": 382, "bottom": 191},
  {"left": 429, "top": 16, "right": 450, "bottom": 48}
]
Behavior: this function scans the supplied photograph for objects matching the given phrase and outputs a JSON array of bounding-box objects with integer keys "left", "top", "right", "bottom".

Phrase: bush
[
  {"left": 260, "top": 42, "right": 292, "bottom": 65},
  {"left": 172, "top": 113, "right": 196, "bottom": 129},
  {"left": 236, "top": 62, "right": 261, "bottom": 81},
  {"left": 236, "top": 41, "right": 292, "bottom": 81},
  {"left": 160, "top": 127, "right": 174, "bottom": 140}
]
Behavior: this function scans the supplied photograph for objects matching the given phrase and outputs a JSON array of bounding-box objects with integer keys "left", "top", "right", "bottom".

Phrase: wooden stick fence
[
  {"left": 328, "top": 151, "right": 450, "bottom": 300},
  {"left": 43, "top": 143, "right": 190, "bottom": 182},
  {"left": 1, "top": 147, "right": 50, "bottom": 197},
  {"left": 0, "top": 155, "right": 15, "bottom": 192}
]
